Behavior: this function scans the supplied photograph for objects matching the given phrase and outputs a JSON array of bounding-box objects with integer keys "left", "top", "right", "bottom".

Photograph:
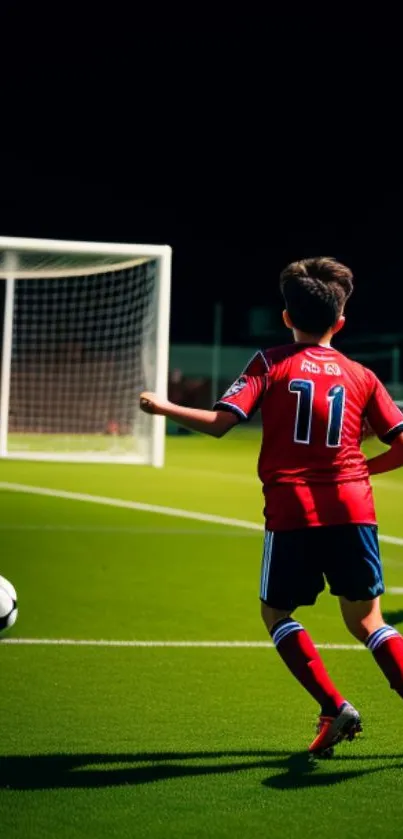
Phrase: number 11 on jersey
[{"left": 289, "top": 379, "right": 345, "bottom": 447}]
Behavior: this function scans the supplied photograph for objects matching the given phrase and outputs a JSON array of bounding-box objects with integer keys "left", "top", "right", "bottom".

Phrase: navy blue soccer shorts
[{"left": 259, "top": 524, "right": 384, "bottom": 611}]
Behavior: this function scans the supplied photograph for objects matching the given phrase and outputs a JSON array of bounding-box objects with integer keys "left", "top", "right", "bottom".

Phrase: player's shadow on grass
[
  {"left": 1, "top": 749, "right": 403, "bottom": 791},
  {"left": 262, "top": 750, "right": 402, "bottom": 790}
]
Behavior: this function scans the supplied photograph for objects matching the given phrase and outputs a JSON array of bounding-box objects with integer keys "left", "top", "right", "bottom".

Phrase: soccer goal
[{"left": 0, "top": 236, "right": 172, "bottom": 466}]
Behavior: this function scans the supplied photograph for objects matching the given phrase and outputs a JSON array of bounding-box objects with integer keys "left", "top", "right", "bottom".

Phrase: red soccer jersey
[{"left": 215, "top": 343, "right": 403, "bottom": 530}]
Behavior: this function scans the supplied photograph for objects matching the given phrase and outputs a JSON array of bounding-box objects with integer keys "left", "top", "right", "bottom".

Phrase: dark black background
[{"left": 1, "top": 8, "right": 401, "bottom": 347}]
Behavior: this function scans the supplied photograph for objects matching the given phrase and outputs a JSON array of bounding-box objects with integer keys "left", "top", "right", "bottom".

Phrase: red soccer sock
[
  {"left": 366, "top": 626, "right": 403, "bottom": 697},
  {"left": 271, "top": 618, "right": 345, "bottom": 716}
]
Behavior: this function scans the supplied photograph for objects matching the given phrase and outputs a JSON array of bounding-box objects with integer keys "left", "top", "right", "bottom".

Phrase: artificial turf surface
[{"left": 1, "top": 428, "right": 403, "bottom": 838}]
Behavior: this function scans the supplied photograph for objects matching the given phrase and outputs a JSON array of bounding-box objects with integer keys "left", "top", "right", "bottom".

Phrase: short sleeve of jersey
[
  {"left": 365, "top": 372, "right": 403, "bottom": 443},
  {"left": 213, "top": 351, "right": 270, "bottom": 421}
]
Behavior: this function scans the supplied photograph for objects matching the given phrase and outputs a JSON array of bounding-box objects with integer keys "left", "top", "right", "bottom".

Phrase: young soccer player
[{"left": 140, "top": 257, "right": 403, "bottom": 756}]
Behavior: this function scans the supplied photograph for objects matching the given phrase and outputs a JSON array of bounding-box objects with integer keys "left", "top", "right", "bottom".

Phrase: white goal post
[{"left": 0, "top": 236, "right": 172, "bottom": 466}]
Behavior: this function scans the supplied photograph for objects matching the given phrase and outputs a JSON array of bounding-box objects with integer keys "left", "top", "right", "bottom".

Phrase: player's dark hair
[{"left": 279, "top": 257, "right": 354, "bottom": 334}]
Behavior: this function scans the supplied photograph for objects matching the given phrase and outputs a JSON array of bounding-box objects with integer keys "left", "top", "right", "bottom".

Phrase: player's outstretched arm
[
  {"left": 366, "top": 432, "right": 403, "bottom": 476},
  {"left": 139, "top": 392, "right": 239, "bottom": 437}
]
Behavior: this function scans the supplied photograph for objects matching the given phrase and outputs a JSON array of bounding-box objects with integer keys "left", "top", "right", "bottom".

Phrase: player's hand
[{"left": 139, "top": 392, "right": 166, "bottom": 415}]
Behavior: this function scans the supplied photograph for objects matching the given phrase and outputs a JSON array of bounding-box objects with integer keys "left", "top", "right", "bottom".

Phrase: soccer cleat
[{"left": 309, "top": 702, "right": 362, "bottom": 757}]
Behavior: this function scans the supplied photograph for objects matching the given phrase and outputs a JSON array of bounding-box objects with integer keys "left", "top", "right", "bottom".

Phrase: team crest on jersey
[
  {"left": 325, "top": 363, "right": 341, "bottom": 375},
  {"left": 301, "top": 359, "right": 321, "bottom": 374},
  {"left": 222, "top": 376, "right": 247, "bottom": 398}
]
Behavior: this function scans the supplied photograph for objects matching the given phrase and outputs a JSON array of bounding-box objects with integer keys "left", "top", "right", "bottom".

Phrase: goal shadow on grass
[{"left": 0, "top": 749, "right": 402, "bottom": 791}]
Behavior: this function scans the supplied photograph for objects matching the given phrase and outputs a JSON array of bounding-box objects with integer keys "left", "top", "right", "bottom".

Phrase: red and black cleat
[{"left": 309, "top": 702, "right": 362, "bottom": 758}]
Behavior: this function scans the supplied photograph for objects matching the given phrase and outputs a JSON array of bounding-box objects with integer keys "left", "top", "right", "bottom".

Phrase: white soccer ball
[{"left": 0, "top": 575, "right": 18, "bottom": 632}]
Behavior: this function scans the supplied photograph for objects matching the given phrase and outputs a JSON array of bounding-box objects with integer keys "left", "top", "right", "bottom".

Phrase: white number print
[{"left": 289, "top": 379, "right": 346, "bottom": 447}]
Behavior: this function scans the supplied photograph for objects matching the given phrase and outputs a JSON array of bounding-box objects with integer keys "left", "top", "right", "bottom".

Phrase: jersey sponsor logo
[
  {"left": 222, "top": 376, "right": 247, "bottom": 398},
  {"left": 325, "top": 362, "right": 341, "bottom": 375},
  {"left": 301, "top": 359, "right": 321, "bottom": 374}
]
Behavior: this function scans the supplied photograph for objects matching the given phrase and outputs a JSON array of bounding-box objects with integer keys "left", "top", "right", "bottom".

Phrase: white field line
[
  {"left": 376, "top": 534, "right": 403, "bottom": 546},
  {"left": 1, "top": 480, "right": 403, "bottom": 547},
  {"left": 0, "top": 482, "right": 263, "bottom": 532},
  {"left": 0, "top": 638, "right": 365, "bottom": 650},
  {"left": 0, "top": 481, "right": 402, "bottom": 545},
  {"left": 0, "top": 482, "right": 400, "bottom": 650}
]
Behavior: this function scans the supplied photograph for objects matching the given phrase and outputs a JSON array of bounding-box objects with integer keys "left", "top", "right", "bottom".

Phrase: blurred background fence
[{"left": 168, "top": 335, "right": 403, "bottom": 430}]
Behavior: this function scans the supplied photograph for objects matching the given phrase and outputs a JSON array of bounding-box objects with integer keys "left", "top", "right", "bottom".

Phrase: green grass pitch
[{"left": 1, "top": 428, "right": 403, "bottom": 839}]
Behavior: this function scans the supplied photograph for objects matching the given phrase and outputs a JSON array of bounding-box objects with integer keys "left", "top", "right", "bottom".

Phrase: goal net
[{"left": 0, "top": 237, "right": 172, "bottom": 465}]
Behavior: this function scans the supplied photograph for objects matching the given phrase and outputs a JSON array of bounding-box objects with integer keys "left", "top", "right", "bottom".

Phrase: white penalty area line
[
  {"left": 1, "top": 481, "right": 403, "bottom": 546},
  {"left": 0, "top": 638, "right": 365, "bottom": 650},
  {"left": 0, "top": 482, "right": 262, "bottom": 533}
]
